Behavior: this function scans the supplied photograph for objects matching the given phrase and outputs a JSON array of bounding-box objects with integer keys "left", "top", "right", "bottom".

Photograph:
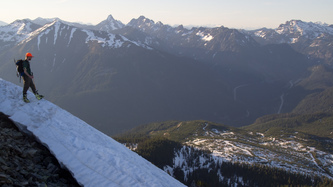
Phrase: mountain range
[
  {"left": 245, "top": 20, "right": 333, "bottom": 65},
  {"left": 0, "top": 15, "right": 332, "bottom": 136}
]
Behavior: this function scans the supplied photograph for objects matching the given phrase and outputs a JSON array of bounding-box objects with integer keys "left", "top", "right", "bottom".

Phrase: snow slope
[{"left": 0, "top": 78, "right": 185, "bottom": 187}]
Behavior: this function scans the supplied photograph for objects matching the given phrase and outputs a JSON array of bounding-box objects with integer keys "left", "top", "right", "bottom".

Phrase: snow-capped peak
[
  {"left": 6, "top": 18, "right": 150, "bottom": 51},
  {"left": 96, "top": 15, "right": 124, "bottom": 32},
  {"left": 0, "top": 19, "right": 40, "bottom": 45},
  {"left": 128, "top": 16, "right": 156, "bottom": 28},
  {"left": 18, "top": 20, "right": 59, "bottom": 45},
  {"left": 0, "top": 78, "right": 185, "bottom": 187},
  {"left": 250, "top": 19, "right": 333, "bottom": 45},
  {"left": 107, "top": 14, "right": 116, "bottom": 21},
  {"left": 276, "top": 20, "right": 333, "bottom": 38}
]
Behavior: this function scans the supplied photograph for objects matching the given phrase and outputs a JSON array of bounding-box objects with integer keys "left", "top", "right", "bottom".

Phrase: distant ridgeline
[{"left": 0, "top": 17, "right": 333, "bottom": 136}]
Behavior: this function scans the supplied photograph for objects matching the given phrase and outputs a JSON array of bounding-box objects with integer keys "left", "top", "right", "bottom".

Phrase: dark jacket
[{"left": 22, "top": 60, "right": 32, "bottom": 76}]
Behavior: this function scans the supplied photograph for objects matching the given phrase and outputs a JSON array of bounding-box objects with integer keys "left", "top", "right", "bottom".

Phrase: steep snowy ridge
[
  {"left": 0, "top": 78, "right": 185, "bottom": 187},
  {"left": 0, "top": 19, "right": 39, "bottom": 44},
  {"left": 20, "top": 21, "right": 57, "bottom": 46}
]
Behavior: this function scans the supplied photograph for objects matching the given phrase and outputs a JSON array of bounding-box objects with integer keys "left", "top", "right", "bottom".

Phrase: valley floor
[{"left": 184, "top": 128, "right": 333, "bottom": 180}]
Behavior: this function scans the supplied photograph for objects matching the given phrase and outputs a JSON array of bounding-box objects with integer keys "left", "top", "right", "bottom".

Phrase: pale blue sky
[{"left": 1, "top": 0, "right": 332, "bottom": 29}]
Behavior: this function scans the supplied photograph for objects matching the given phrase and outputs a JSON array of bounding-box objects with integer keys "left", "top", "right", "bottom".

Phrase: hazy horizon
[{"left": 1, "top": 0, "right": 332, "bottom": 30}]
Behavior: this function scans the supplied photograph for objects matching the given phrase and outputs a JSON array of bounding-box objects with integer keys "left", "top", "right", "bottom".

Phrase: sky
[{"left": 1, "top": 0, "right": 332, "bottom": 29}]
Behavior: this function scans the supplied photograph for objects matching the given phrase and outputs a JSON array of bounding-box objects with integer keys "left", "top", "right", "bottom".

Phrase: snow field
[{"left": 0, "top": 78, "right": 185, "bottom": 187}]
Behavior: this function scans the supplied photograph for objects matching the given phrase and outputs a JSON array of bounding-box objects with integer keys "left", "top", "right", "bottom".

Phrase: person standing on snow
[{"left": 22, "top": 52, "right": 44, "bottom": 103}]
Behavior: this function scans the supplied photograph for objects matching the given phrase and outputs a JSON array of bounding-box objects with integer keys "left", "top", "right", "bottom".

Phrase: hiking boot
[
  {"left": 34, "top": 91, "right": 44, "bottom": 100},
  {"left": 23, "top": 94, "right": 30, "bottom": 103},
  {"left": 35, "top": 94, "right": 44, "bottom": 100}
]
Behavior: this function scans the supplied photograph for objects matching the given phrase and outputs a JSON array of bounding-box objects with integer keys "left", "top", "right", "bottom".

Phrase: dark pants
[{"left": 23, "top": 75, "right": 37, "bottom": 95}]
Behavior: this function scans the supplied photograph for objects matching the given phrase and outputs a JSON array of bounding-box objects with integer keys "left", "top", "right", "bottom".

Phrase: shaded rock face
[{"left": 0, "top": 112, "right": 80, "bottom": 187}]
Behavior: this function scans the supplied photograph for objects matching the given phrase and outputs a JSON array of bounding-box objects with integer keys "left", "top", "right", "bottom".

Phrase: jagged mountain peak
[
  {"left": 248, "top": 19, "right": 333, "bottom": 54},
  {"left": 107, "top": 14, "right": 115, "bottom": 21},
  {"left": 156, "top": 21, "right": 164, "bottom": 26},
  {"left": 95, "top": 14, "right": 124, "bottom": 32},
  {"left": 123, "top": 16, "right": 261, "bottom": 61},
  {"left": 175, "top": 24, "right": 184, "bottom": 30},
  {"left": 128, "top": 16, "right": 156, "bottom": 28},
  {"left": 137, "top": 15, "right": 154, "bottom": 23},
  {"left": 276, "top": 20, "right": 333, "bottom": 38},
  {"left": 106, "top": 14, "right": 117, "bottom": 22},
  {"left": 175, "top": 26, "right": 259, "bottom": 52}
]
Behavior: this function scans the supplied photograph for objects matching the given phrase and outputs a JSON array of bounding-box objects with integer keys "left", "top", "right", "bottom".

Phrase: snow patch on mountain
[
  {"left": 196, "top": 31, "right": 214, "bottom": 41},
  {"left": 53, "top": 21, "right": 61, "bottom": 45},
  {"left": 0, "top": 78, "right": 185, "bottom": 187},
  {"left": 83, "top": 29, "right": 120, "bottom": 47},
  {"left": 68, "top": 28, "right": 77, "bottom": 46}
]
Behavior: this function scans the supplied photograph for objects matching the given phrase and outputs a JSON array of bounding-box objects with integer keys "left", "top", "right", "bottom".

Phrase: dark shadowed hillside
[{"left": 0, "top": 112, "right": 80, "bottom": 186}]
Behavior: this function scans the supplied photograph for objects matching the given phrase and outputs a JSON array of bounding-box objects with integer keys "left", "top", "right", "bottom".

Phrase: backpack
[{"left": 15, "top": 59, "right": 24, "bottom": 82}]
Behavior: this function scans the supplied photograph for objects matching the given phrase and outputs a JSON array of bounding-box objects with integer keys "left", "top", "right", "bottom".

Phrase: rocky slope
[{"left": 0, "top": 112, "right": 80, "bottom": 186}]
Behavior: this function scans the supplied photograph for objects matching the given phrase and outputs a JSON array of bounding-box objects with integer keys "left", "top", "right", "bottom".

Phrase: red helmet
[{"left": 26, "top": 53, "right": 34, "bottom": 57}]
